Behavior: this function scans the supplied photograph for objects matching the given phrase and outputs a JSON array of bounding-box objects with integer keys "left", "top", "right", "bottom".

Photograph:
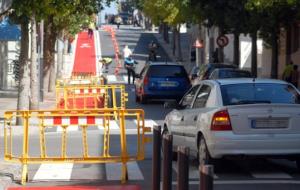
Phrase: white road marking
[
  {"left": 33, "top": 163, "right": 73, "bottom": 181},
  {"left": 251, "top": 171, "right": 292, "bottom": 179},
  {"left": 106, "top": 75, "right": 117, "bottom": 83},
  {"left": 98, "top": 120, "right": 119, "bottom": 130},
  {"left": 172, "top": 162, "right": 218, "bottom": 180},
  {"left": 105, "top": 162, "right": 144, "bottom": 180},
  {"left": 134, "top": 119, "right": 158, "bottom": 129},
  {"left": 123, "top": 75, "right": 128, "bottom": 83},
  {"left": 57, "top": 125, "right": 79, "bottom": 132},
  {"left": 80, "top": 43, "right": 91, "bottom": 48}
]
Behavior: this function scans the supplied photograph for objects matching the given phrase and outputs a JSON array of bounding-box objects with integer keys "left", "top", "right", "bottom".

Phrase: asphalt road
[{"left": 1, "top": 25, "right": 300, "bottom": 190}]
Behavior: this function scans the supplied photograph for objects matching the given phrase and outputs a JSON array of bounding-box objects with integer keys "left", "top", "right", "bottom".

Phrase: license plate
[
  {"left": 251, "top": 119, "right": 288, "bottom": 129},
  {"left": 159, "top": 81, "right": 177, "bottom": 87}
]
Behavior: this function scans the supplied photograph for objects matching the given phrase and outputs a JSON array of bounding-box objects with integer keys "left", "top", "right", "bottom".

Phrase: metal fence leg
[
  {"left": 177, "top": 146, "right": 189, "bottom": 190},
  {"left": 121, "top": 162, "right": 128, "bottom": 184},
  {"left": 162, "top": 134, "right": 173, "bottom": 190},
  {"left": 21, "top": 164, "right": 28, "bottom": 185},
  {"left": 199, "top": 165, "right": 214, "bottom": 190},
  {"left": 152, "top": 125, "right": 161, "bottom": 190}
]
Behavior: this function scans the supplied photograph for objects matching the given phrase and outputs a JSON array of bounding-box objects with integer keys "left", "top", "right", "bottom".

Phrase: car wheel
[
  {"left": 296, "top": 160, "right": 300, "bottom": 172},
  {"left": 161, "top": 128, "right": 177, "bottom": 161},
  {"left": 198, "top": 137, "right": 213, "bottom": 166}
]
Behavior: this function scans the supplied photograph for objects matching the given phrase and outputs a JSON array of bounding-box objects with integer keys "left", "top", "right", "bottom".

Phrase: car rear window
[
  {"left": 147, "top": 65, "right": 188, "bottom": 78},
  {"left": 221, "top": 83, "right": 300, "bottom": 105},
  {"left": 219, "top": 70, "right": 251, "bottom": 78}
]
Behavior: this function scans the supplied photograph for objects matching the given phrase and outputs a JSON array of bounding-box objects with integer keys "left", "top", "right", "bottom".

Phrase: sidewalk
[{"left": 0, "top": 37, "right": 77, "bottom": 190}]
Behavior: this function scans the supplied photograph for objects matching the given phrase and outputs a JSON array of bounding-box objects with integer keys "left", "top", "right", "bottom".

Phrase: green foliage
[{"left": 142, "top": 0, "right": 191, "bottom": 26}]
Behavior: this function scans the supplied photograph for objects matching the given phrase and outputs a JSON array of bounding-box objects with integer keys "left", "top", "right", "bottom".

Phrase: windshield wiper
[{"left": 229, "top": 100, "right": 271, "bottom": 105}]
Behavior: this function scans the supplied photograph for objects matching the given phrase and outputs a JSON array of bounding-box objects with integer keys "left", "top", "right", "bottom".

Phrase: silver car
[{"left": 164, "top": 78, "right": 300, "bottom": 170}]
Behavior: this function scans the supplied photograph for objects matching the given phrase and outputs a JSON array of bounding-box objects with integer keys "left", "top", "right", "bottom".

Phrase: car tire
[
  {"left": 198, "top": 136, "right": 213, "bottom": 166},
  {"left": 296, "top": 159, "right": 300, "bottom": 172}
]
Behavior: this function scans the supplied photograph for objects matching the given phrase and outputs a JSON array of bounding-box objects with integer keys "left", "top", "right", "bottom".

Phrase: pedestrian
[
  {"left": 282, "top": 61, "right": 294, "bottom": 83},
  {"left": 123, "top": 45, "right": 132, "bottom": 59},
  {"left": 115, "top": 15, "right": 122, "bottom": 29},
  {"left": 148, "top": 40, "right": 158, "bottom": 61},
  {"left": 124, "top": 56, "right": 138, "bottom": 84},
  {"left": 88, "top": 21, "right": 95, "bottom": 39},
  {"left": 291, "top": 65, "right": 299, "bottom": 88}
]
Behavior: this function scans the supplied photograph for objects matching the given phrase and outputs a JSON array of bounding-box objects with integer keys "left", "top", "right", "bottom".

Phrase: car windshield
[
  {"left": 221, "top": 83, "right": 300, "bottom": 105},
  {"left": 148, "top": 65, "right": 188, "bottom": 78},
  {"left": 219, "top": 70, "right": 251, "bottom": 78}
]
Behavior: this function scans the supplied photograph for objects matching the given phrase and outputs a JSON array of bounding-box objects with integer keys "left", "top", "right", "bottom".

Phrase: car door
[
  {"left": 168, "top": 85, "right": 200, "bottom": 147},
  {"left": 183, "top": 84, "right": 212, "bottom": 152}
]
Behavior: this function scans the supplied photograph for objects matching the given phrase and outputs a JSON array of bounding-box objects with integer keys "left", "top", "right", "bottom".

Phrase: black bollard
[
  {"left": 199, "top": 165, "right": 214, "bottom": 190},
  {"left": 162, "top": 134, "right": 173, "bottom": 190},
  {"left": 152, "top": 125, "right": 161, "bottom": 190},
  {"left": 177, "top": 146, "right": 189, "bottom": 190}
]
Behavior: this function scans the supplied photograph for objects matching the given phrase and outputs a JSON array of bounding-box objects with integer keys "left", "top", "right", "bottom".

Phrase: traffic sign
[
  {"left": 217, "top": 35, "right": 229, "bottom": 47},
  {"left": 193, "top": 39, "right": 203, "bottom": 48}
]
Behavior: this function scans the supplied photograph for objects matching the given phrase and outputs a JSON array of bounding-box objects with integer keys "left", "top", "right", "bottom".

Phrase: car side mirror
[{"left": 164, "top": 100, "right": 179, "bottom": 109}]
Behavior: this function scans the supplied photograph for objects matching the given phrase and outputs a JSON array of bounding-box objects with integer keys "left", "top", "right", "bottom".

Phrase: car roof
[
  {"left": 147, "top": 62, "right": 182, "bottom": 66},
  {"left": 211, "top": 78, "right": 288, "bottom": 85},
  {"left": 214, "top": 68, "right": 249, "bottom": 72}
]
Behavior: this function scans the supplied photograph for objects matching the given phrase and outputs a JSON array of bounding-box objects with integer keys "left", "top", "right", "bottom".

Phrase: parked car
[
  {"left": 119, "top": 12, "right": 132, "bottom": 25},
  {"left": 192, "top": 63, "right": 237, "bottom": 84},
  {"left": 209, "top": 68, "right": 252, "bottom": 79},
  {"left": 135, "top": 62, "right": 191, "bottom": 103},
  {"left": 163, "top": 78, "right": 300, "bottom": 170}
]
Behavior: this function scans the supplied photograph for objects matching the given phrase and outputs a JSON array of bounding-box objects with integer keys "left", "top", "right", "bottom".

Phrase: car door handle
[{"left": 193, "top": 116, "right": 198, "bottom": 121}]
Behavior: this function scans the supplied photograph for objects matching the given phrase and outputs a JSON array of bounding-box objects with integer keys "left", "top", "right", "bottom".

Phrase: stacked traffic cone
[{"left": 101, "top": 25, "right": 122, "bottom": 75}]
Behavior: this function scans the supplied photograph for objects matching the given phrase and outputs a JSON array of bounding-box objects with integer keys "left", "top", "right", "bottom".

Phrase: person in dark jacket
[{"left": 124, "top": 56, "right": 138, "bottom": 84}]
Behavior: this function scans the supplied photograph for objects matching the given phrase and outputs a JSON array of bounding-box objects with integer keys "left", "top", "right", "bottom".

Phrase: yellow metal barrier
[
  {"left": 56, "top": 84, "right": 128, "bottom": 111},
  {"left": 56, "top": 76, "right": 106, "bottom": 87},
  {"left": 4, "top": 109, "right": 152, "bottom": 185}
]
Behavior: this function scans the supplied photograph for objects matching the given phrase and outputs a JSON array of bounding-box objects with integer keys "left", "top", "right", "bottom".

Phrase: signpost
[{"left": 216, "top": 35, "right": 229, "bottom": 47}]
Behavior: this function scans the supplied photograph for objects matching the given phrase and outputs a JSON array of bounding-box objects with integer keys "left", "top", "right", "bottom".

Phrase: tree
[
  {"left": 246, "top": 0, "right": 300, "bottom": 78},
  {"left": 10, "top": 0, "right": 51, "bottom": 111},
  {"left": 142, "top": 0, "right": 191, "bottom": 60}
]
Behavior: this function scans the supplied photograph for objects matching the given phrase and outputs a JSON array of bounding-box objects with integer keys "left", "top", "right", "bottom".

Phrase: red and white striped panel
[
  {"left": 44, "top": 116, "right": 103, "bottom": 126},
  {"left": 74, "top": 89, "right": 106, "bottom": 94}
]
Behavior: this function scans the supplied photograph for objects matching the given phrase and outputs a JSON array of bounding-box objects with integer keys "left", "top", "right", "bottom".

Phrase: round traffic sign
[{"left": 217, "top": 35, "right": 229, "bottom": 47}]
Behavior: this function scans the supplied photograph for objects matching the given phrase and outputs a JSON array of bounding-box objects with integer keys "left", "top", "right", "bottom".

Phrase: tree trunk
[
  {"left": 17, "top": 21, "right": 30, "bottom": 124},
  {"left": 176, "top": 25, "right": 183, "bottom": 62},
  {"left": 163, "top": 23, "right": 169, "bottom": 44},
  {"left": 43, "top": 16, "right": 57, "bottom": 94},
  {"left": 30, "top": 14, "right": 39, "bottom": 109},
  {"left": 285, "top": 24, "right": 292, "bottom": 65},
  {"left": 271, "top": 28, "right": 279, "bottom": 79},
  {"left": 233, "top": 32, "right": 240, "bottom": 66},
  {"left": 56, "top": 32, "right": 64, "bottom": 79},
  {"left": 251, "top": 31, "right": 258, "bottom": 77},
  {"left": 172, "top": 27, "right": 176, "bottom": 56}
]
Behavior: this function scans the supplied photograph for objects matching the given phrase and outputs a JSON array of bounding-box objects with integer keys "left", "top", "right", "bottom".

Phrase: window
[
  {"left": 221, "top": 83, "right": 300, "bottom": 105},
  {"left": 193, "top": 85, "right": 211, "bottom": 108},
  {"left": 180, "top": 85, "right": 200, "bottom": 109},
  {"left": 147, "top": 65, "right": 188, "bottom": 78},
  {"left": 209, "top": 70, "right": 218, "bottom": 79}
]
